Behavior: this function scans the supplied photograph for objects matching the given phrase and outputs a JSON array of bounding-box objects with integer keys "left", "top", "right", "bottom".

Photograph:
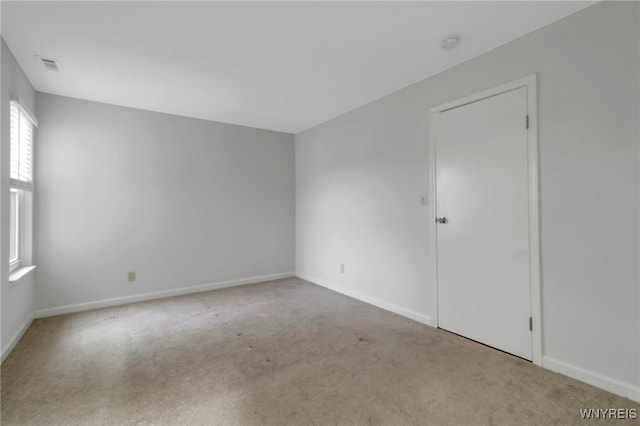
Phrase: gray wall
[
  {"left": 35, "top": 94, "right": 295, "bottom": 313},
  {"left": 296, "top": 1, "right": 639, "bottom": 398},
  {"left": 1, "top": 38, "right": 35, "bottom": 358}
]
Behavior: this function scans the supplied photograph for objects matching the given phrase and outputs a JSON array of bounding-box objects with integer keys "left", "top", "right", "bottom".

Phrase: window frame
[
  {"left": 8, "top": 99, "right": 37, "bottom": 273},
  {"left": 9, "top": 189, "right": 20, "bottom": 272}
]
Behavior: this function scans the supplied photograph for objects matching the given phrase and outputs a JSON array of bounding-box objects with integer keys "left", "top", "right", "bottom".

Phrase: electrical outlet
[
  {"left": 128, "top": 271, "right": 136, "bottom": 282},
  {"left": 340, "top": 264, "right": 345, "bottom": 273},
  {"left": 420, "top": 193, "right": 428, "bottom": 205}
]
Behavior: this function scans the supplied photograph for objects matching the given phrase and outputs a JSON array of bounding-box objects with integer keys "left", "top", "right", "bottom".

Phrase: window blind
[{"left": 10, "top": 100, "right": 37, "bottom": 191}]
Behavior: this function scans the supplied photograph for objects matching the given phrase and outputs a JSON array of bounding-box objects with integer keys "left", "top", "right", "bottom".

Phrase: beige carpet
[{"left": 1, "top": 277, "right": 637, "bottom": 425}]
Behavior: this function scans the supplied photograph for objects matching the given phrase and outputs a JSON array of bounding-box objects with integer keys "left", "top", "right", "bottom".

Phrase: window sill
[{"left": 9, "top": 265, "right": 36, "bottom": 285}]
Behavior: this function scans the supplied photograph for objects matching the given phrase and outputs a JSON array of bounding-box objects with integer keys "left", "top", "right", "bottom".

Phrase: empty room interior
[{"left": 1, "top": 0, "right": 639, "bottom": 424}]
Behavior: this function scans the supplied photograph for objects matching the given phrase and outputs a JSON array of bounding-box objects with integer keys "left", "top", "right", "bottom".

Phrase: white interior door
[{"left": 434, "top": 87, "right": 532, "bottom": 360}]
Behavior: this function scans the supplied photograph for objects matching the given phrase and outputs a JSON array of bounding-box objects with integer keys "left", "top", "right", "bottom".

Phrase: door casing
[{"left": 428, "top": 75, "right": 542, "bottom": 366}]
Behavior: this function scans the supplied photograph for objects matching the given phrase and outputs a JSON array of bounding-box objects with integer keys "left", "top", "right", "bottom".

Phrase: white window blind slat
[{"left": 9, "top": 100, "right": 35, "bottom": 191}]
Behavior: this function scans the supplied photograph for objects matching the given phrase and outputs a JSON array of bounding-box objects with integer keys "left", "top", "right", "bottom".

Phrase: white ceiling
[{"left": 2, "top": 1, "right": 593, "bottom": 134}]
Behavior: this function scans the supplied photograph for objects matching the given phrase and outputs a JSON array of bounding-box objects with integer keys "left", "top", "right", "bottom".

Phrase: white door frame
[{"left": 428, "top": 75, "right": 542, "bottom": 366}]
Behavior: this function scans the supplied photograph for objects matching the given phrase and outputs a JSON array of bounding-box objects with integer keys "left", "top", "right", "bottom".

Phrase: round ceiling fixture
[{"left": 441, "top": 35, "right": 461, "bottom": 50}]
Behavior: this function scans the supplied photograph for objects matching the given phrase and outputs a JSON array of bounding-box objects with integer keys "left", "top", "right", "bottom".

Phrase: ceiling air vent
[{"left": 36, "top": 55, "right": 61, "bottom": 72}]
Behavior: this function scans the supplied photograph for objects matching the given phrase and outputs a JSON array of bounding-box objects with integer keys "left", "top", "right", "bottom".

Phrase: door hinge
[
  {"left": 529, "top": 317, "right": 533, "bottom": 331},
  {"left": 526, "top": 115, "right": 529, "bottom": 129}
]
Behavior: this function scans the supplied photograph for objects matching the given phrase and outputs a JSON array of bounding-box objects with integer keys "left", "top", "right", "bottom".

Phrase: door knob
[{"left": 436, "top": 216, "right": 448, "bottom": 224}]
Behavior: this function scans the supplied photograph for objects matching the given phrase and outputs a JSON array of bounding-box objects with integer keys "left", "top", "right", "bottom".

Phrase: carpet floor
[{"left": 1, "top": 277, "right": 638, "bottom": 425}]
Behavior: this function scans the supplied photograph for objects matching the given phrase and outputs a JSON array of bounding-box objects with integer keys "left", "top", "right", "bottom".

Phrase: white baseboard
[
  {"left": 296, "top": 272, "right": 433, "bottom": 327},
  {"left": 296, "top": 273, "right": 640, "bottom": 403},
  {"left": 543, "top": 356, "right": 640, "bottom": 403},
  {"left": 1, "top": 315, "right": 34, "bottom": 364},
  {"left": 34, "top": 272, "right": 295, "bottom": 319},
  {"left": 25, "top": 270, "right": 640, "bottom": 403}
]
